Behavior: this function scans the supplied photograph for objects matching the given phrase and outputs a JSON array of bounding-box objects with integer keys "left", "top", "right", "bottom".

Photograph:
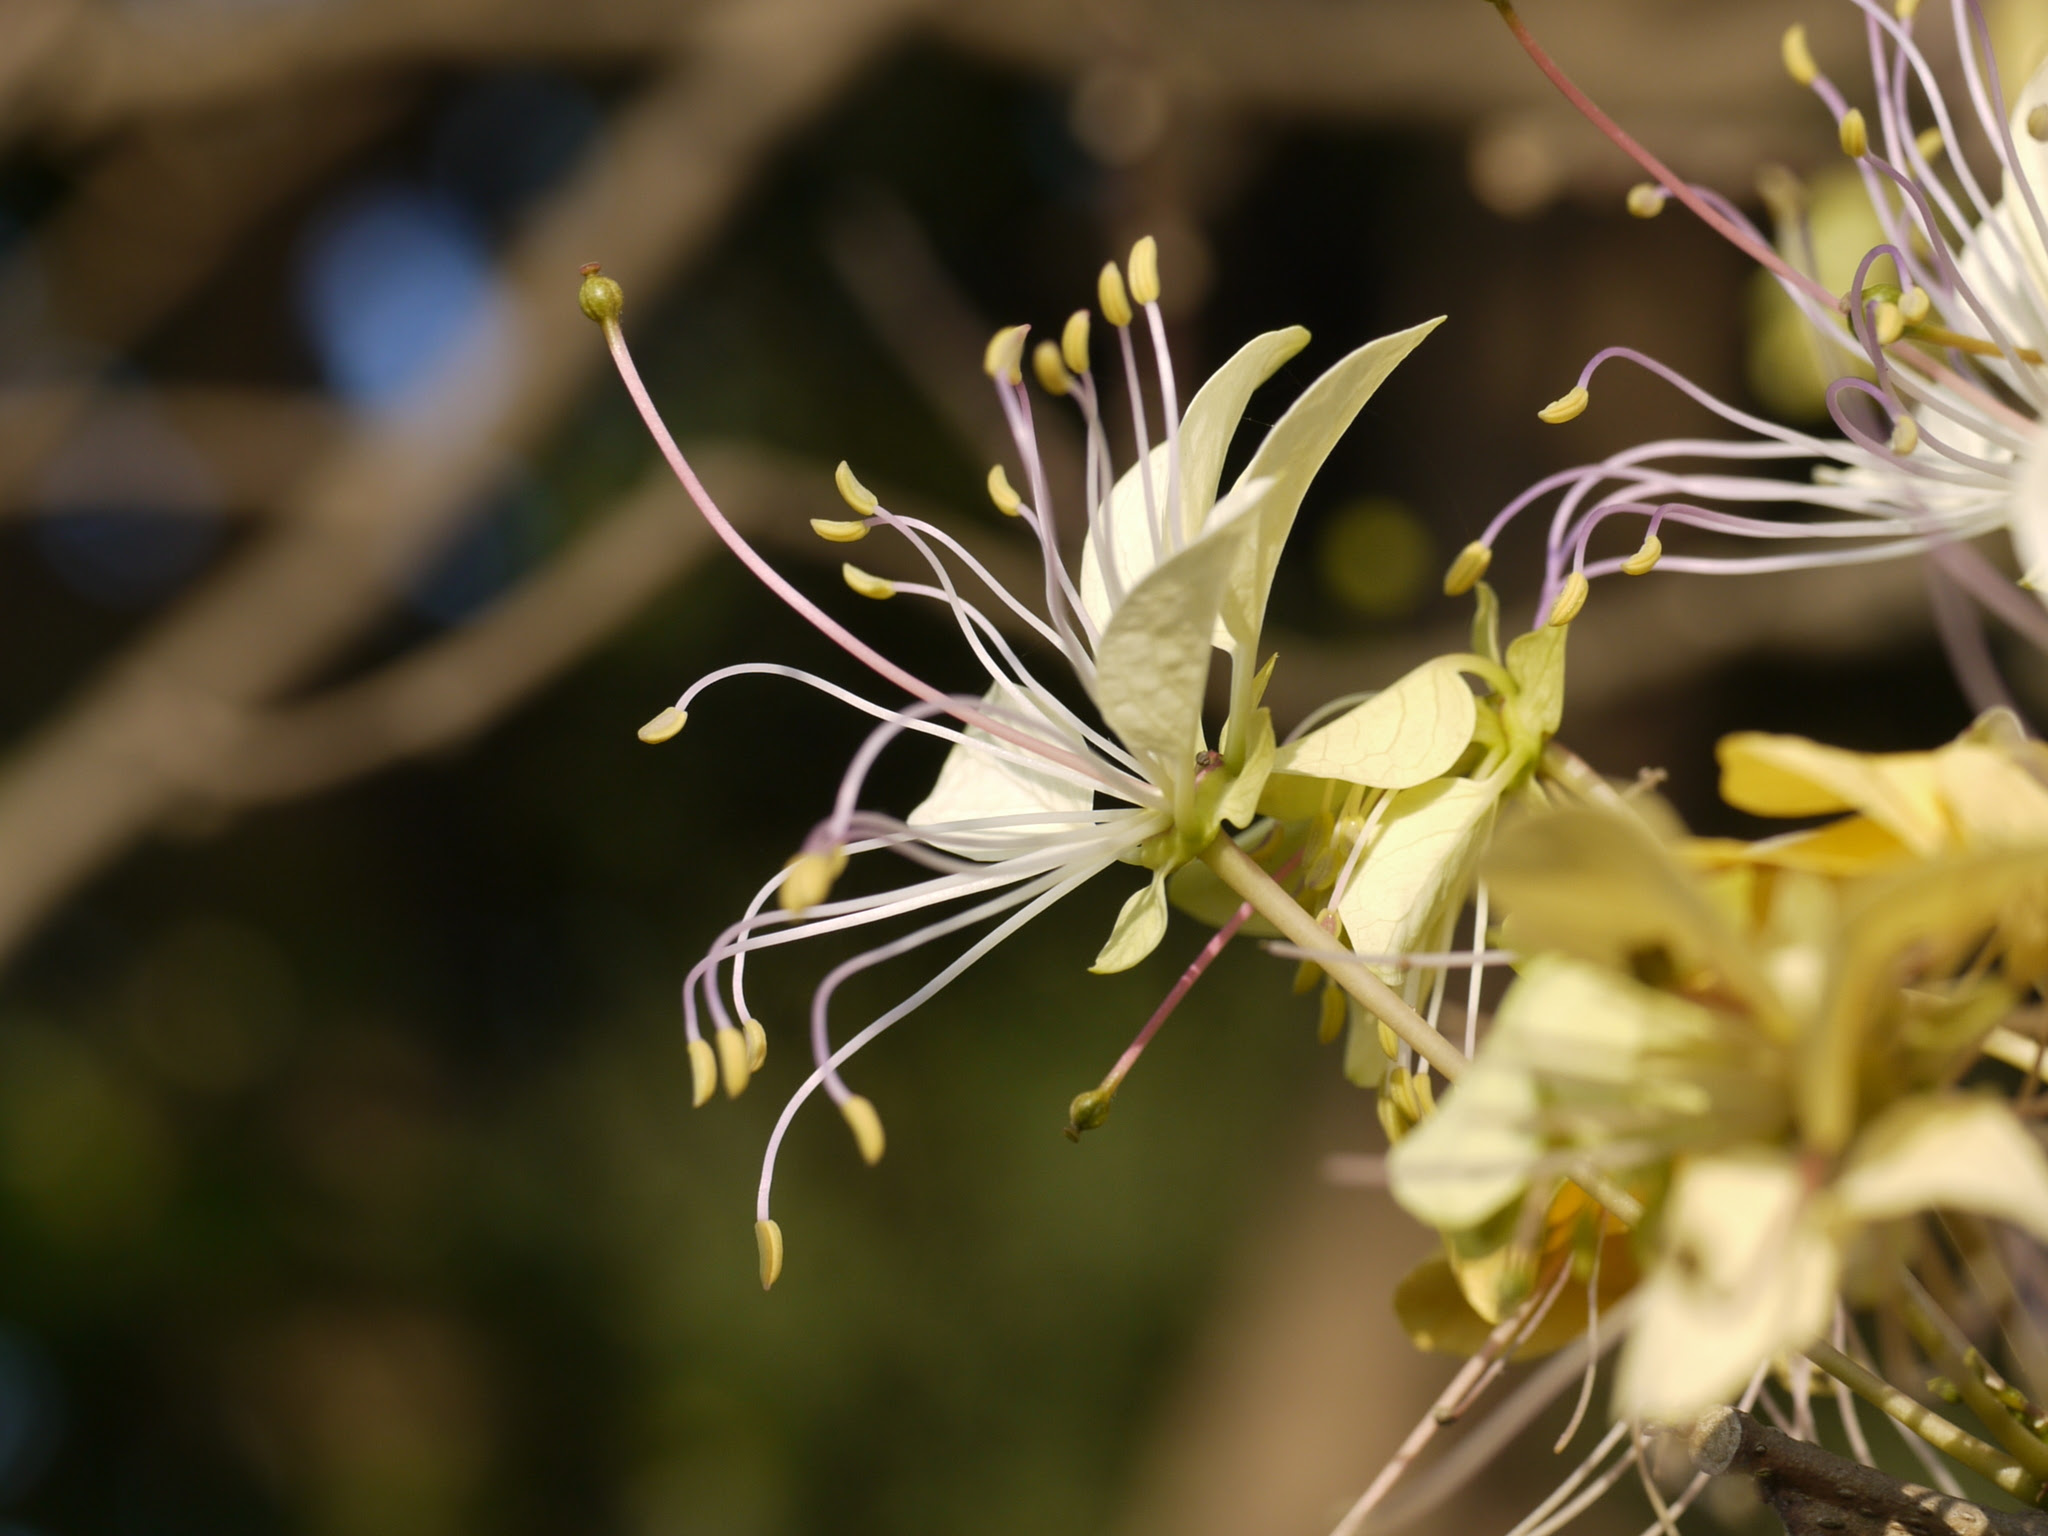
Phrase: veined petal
[
  {"left": 1613, "top": 1149, "right": 1837, "bottom": 1421},
  {"left": 1270, "top": 655, "right": 1477, "bottom": 790},
  {"left": 907, "top": 682, "right": 1097, "bottom": 858},
  {"left": 1078, "top": 327, "right": 1309, "bottom": 631},
  {"left": 1335, "top": 776, "right": 1499, "bottom": 981},
  {"left": 1832, "top": 1093, "right": 2048, "bottom": 1244},
  {"left": 1091, "top": 483, "right": 1266, "bottom": 799},
  {"left": 1214, "top": 317, "right": 1443, "bottom": 654},
  {"left": 1387, "top": 1056, "right": 1542, "bottom": 1232},
  {"left": 1090, "top": 870, "right": 1169, "bottom": 973}
]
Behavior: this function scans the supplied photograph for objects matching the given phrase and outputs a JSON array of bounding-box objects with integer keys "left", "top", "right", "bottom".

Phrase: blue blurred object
[
  {"left": 0, "top": 1328, "right": 62, "bottom": 1504},
  {"left": 295, "top": 184, "right": 495, "bottom": 409},
  {"left": 430, "top": 72, "right": 600, "bottom": 227},
  {"left": 32, "top": 402, "right": 220, "bottom": 609}
]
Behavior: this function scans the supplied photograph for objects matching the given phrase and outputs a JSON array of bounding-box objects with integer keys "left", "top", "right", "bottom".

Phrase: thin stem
[
  {"left": 1807, "top": 1341, "right": 2044, "bottom": 1501},
  {"left": 1489, "top": 1, "right": 1840, "bottom": 314},
  {"left": 1197, "top": 834, "right": 1467, "bottom": 1080}
]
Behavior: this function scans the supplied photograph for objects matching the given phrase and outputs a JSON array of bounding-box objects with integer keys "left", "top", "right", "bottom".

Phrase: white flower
[
  {"left": 580, "top": 246, "right": 1439, "bottom": 1284},
  {"left": 1462, "top": 3, "right": 2048, "bottom": 640}
]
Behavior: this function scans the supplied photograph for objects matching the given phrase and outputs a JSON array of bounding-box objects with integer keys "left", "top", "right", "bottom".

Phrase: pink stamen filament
[
  {"left": 599, "top": 318, "right": 1106, "bottom": 784},
  {"left": 1096, "top": 900, "right": 1253, "bottom": 1099}
]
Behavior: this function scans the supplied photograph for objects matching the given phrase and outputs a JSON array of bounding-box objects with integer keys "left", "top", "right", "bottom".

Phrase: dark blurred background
[{"left": 0, "top": 0, "right": 2037, "bottom": 1531}]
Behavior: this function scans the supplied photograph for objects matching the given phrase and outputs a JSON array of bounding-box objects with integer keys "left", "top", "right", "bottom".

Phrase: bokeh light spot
[{"left": 1316, "top": 497, "right": 1435, "bottom": 620}]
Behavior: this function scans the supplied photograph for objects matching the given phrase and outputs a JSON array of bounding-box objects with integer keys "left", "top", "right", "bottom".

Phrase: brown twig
[{"left": 1691, "top": 1406, "right": 2048, "bottom": 1536}]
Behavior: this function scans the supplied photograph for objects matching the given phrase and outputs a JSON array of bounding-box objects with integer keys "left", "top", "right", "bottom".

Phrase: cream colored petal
[
  {"left": 1935, "top": 742, "right": 2048, "bottom": 848},
  {"left": 1270, "top": 657, "right": 1477, "bottom": 790},
  {"left": 908, "top": 682, "right": 1097, "bottom": 860},
  {"left": 1834, "top": 1093, "right": 2048, "bottom": 1243},
  {"left": 1077, "top": 327, "right": 1309, "bottom": 631},
  {"left": 1717, "top": 733, "right": 1950, "bottom": 856},
  {"left": 1612, "top": 1150, "right": 1838, "bottom": 1422},
  {"left": 1091, "top": 483, "right": 1264, "bottom": 796},
  {"left": 1387, "top": 1058, "right": 1542, "bottom": 1232},
  {"left": 1090, "top": 870, "right": 1169, "bottom": 974},
  {"left": 1215, "top": 318, "right": 1443, "bottom": 653},
  {"left": 1335, "top": 776, "right": 1500, "bottom": 984}
]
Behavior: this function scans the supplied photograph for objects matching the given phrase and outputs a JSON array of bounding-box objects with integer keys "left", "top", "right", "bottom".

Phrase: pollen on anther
[
  {"left": 1443, "top": 540, "right": 1493, "bottom": 596},
  {"left": 1127, "top": 235, "right": 1161, "bottom": 306},
  {"left": 1839, "top": 108, "right": 1869, "bottom": 159},
  {"left": 1061, "top": 310, "right": 1091, "bottom": 374},
  {"left": 1098, "top": 261, "right": 1134, "bottom": 328},
  {"left": 1625, "top": 183, "right": 1666, "bottom": 219},
  {"left": 1891, "top": 413, "right": 1920, "bottom": 456},
  {"left": 842, "top": 563, "right": 896, "bottom": 600},
  {"left": 840, "top": 1095, "right": 886, "bottom": 1165},
  {"left": 1916, "top": 126, "right": 1944, "bottom": 160},
  {"left": 715, "top": 1026, "right": 751, "bottom": 1098},
  {"left": 1033, "top": 340, "right": 1073, "bottom": 397},
  {"left": 2030, "top": 106, "right": 2048, "bottom": 144},
  {"left": 755, "top": 1218, "right": 784, "bottom": 1290},
  {"left": 687, "top": 1037, "right": 717, "bottom": 1107},
  {"left": 1547, "top": 571, "right": 1590, "bottom": 627},
  {"left": 780, "top": 846, "right": 848, "bottom": 913},
  {"left": 1538, "top": 385, "right": 1589, "bottom": 424},
  {"left": 986, "top": 464, "right": 1023, "bottom": 515},
  {"left": 834, "top": 460, "right": 879, "bottom": 515},
  {"left": 1872, "top": 300, "right": 1904, "bottom": 346},
  {"left": 1899, "top": 286, "right": 1931, "bottom": 325},
  {"left": 1622, "top": 534, "right": 1663, "bottom": 576},
  {"left": 810, "top": 517, "right": 869, "bottom": 543},
  {"left": 743, "top": 1018, "right": 768, "bottom": 1072},
  {"left": 983, "top": 324, "right": 1029, "bottom": 384},
  {"left": 1781, "top": 24, "right": 1817, "bottom": 87},
  {"left": 638, "top": 705, "right": 687, "bottom": 744}
]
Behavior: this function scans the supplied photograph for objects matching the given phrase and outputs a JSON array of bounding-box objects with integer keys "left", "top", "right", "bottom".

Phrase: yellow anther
[
  {"left": 1377, "top": 1092, "right": 1409, "bottom": 1146},
  {"left": 1412, "top": 1071, "right": 1436, "bottom": 1119},
  {"left": 982, "top": 324, "right": 1029, "bottom": 384},
  {"left": 1782, "top": 24, "right": 1818, "bottom": 87},
  {"left": 1839, "top": 108, "right": 1869, "bottom": 159},
  {"left": 1387, "top": 1066, "right": 1421, "bottom": 1124},
  {"left": 1899, "top": 285, "right": 1931, "bottom": 325},
  {"left": 1625, "top": 182, "right": 1667, "bottom": 219},
  {"left": 1127, "top": 235, "right": 1161, "bottom": 305},
  {"left": 743, "top": 1017, "right": 767, "bottom": 1072},
  {"left": 755, "top": 1218, "right": 784, "bottom": 1290},
  {"left": 1442, "top": 540, "right": 1493, "bottom": 597},
  {"left": 577, "top": 264, "right": 624, "bottom": 325},
  {"left": 1622, "top": 534, "right": 1663, "bottom": 576},
  {"left": 810, "top": 517, "right": 869, "bottom": 543},
  {"left": 1895, "top": 0, "right": 1921, "bottom": 19},
  {"left": 841, "top": 563, "right": 896, "bottom": 600},
  {"left": 715, "top": 1026, "right": 751, "bottom": 1098},
  {"left": 779, "top": 846, "right": 848, "bottom": 914},
  {"left": 2030, "top": 106, "right": 2048, "bottom": 144},
  {"left": 1538, "top": 384, "right": 1590, "bottom": 424},
  {"left": 834, "top": 460, "right": 879, "bottom": 515},
  {"left": 839, "top": 1095, "right": 886, "bottom": 1165},
  {"left": 986, "top": 463, "right": 1023, "bottom": 515},
  {"left": 2022, "top": 562, "right": 2048, "bottom": 592},
  {"left": 1376, "top": 1018, "right": 1400, "bottom": 1060},
  {"left": 1317, "top": 983, "right": 1346, "bottom": 1045},
  {"left": 687, "top": 1037, "right": 717, "bottom": 1107},
  {"left": 1547, "top": 570, "right": 1590, "bottom": 627},
  {"left": 637, "top": 705, "right": 686, "bottom": 744},
  {"left": 1891, "top": 413, "right": 1920, "bottom": 455},
  {"left": 1872, "top": 300, "right": 1904, "bottom": 346},
  {"left": 1916, "top": 126, "right": 1944, "bottom": 160},
  {"left": 1098, "top": 261, "right": 1134, "bottom": 327},
  {"left": 1061, "top": 309, "right": 1091, "bottom": 375},
  {"left": 1032, "top": 339, "right": 1073, "bottom": 397}
]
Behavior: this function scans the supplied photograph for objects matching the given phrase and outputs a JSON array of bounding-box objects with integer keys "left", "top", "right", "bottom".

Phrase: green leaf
[
  {"left": 1502, "top": 621, "right": 1567, "bottom": 753},
  {"left": 1612, "top": 1150, "right": 1837, "bottom": 1421},
  {"left": 1091, "top": 871, "right": 1170, "bottom": 973},
  {"left": 1215, "top": 318, "right": 1444, "bottom": 655},
  {"left": 1091, "top": 487, "right": 1263, "bottom": 802},
  {"left": 1270, "top": 657, "right": 1477, "bottom": 790},
  {"left": 1471, "top": 581, "right": 1502, "bottom": 666},
  {"left": 1078, "top": 327, "right": 1309, "bottom": 631},
  {"left": 907, "top": 682, "right": 1096, "bottom": 858}
]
